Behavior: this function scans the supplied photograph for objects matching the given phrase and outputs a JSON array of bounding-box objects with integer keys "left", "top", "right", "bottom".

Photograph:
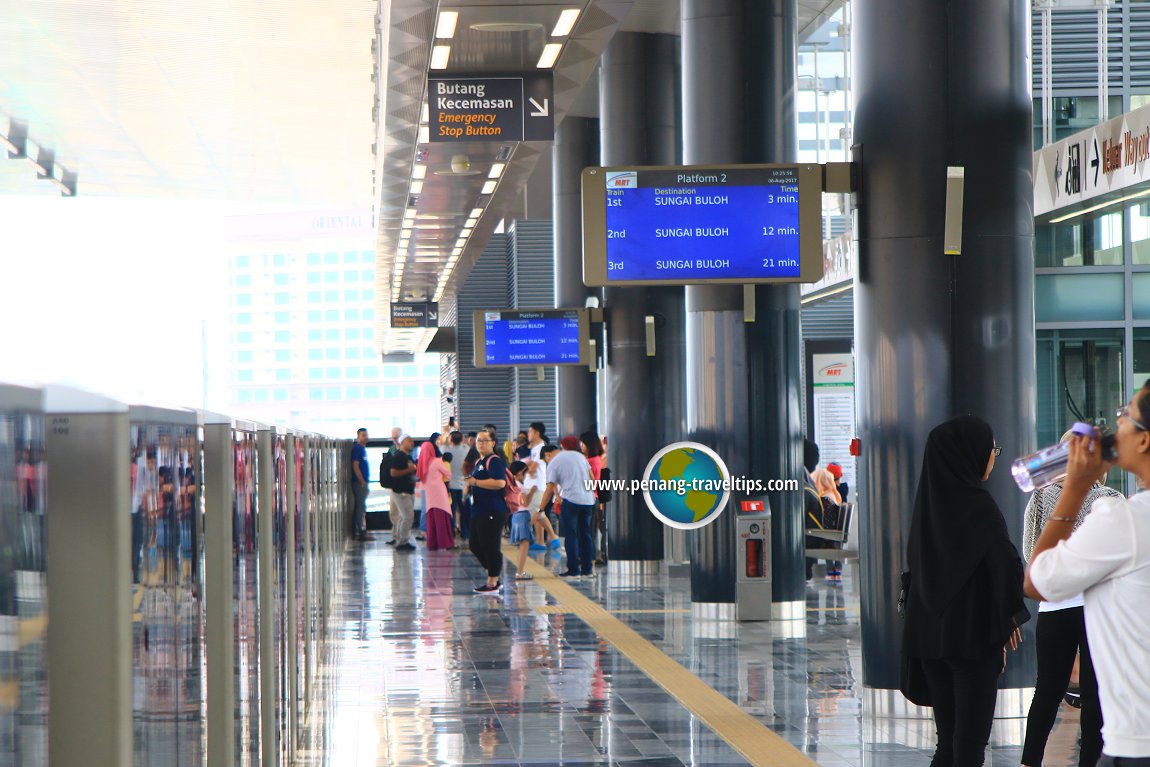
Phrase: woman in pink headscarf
[{"left": 424, "top": 451, "right": 455, "bottom": 550}]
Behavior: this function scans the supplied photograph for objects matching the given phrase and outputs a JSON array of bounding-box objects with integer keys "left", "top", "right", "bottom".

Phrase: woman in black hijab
[{"left": 902, "top": 415, "right": 1029, "bottom": 767}]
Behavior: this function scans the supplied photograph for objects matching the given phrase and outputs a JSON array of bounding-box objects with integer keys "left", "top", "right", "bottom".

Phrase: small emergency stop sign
[{"left": 740, "top": 500, "right": 765, "bottom": 512}]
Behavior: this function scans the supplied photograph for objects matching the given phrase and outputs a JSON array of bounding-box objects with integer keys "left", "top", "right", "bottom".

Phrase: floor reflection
[{"left": 296, "top": 543, "right": 1080, "bottom": 767}]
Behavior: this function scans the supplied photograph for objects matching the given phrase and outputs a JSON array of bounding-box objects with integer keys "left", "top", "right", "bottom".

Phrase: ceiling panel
[
  {"left": 374, "top": 0, "right": 635, "bottom": 354},
  {"left": 374, "top": 0, "right": 846, "bottom": 353},
  {"left": 0, "top": 0, "right": 378, "bottom": 204}
]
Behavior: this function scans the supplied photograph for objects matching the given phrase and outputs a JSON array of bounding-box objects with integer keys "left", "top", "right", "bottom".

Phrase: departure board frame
[
  {"left": 581, "top": 163, "right": 824, "bottom": 286},
  {"left": 472, "top": 308, "right": 591, "bottom": 368}
]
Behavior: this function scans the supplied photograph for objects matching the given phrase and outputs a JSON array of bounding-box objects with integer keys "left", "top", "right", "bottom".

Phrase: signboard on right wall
[
  {"left": 1035, "top": 101, "right": 1150, "bottom": 219},
  {"left": 811, "top": 352, "right": 856, "bottom": 498}
]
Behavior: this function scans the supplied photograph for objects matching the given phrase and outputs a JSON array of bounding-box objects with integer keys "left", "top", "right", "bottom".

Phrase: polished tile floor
[{"left": 296, "top": 541, "right": 1083, "bottom": 767}]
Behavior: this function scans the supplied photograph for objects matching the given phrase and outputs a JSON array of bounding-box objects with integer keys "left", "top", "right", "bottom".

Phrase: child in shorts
[{"left": 508, "top": 461, "right": 535, "bottom": 580}]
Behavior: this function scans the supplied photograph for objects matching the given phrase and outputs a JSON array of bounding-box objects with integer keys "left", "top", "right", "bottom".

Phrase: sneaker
[
  {"left": 386, "top": 539, "right": 397, "bottom": 545},
  {"left": 559, "top": 571, "right": 581, "bottom": 579},
  {"left": 549, "top": 538, "right": 562, "bottom": 550},
  {"left": 579, "top": 572, "right": 594, "bottom": 579},
  {"left": 515, "top": 572, "right": 534, "bottom": 581},
  {"left": 395, "top": 543, "right": 416, "bottom": 551},
  {"left": 473, "top": 582, "right": 502, "bottom": 594},
  {"left": 529, "top": 543, "right": 547, "bottom": 552},
  {"left": 1064, "top": 690, "right": 1083, "bottom": 709}
]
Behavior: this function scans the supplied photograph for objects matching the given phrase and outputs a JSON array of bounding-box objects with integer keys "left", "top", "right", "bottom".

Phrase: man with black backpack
[
  {"left": 378, "top": 428, "right": 404, "bottom": 542},
  {"left": 388, "top": 435, "right": 418, "bottom": 551}
]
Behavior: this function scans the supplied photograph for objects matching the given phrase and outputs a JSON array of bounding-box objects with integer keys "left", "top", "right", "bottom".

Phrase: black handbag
[
  {"left": 896, "top": 569, "right": 933, "bottom": 706},
  {"left": 900, "top": 653, "right": 933, "bottom": 707}
]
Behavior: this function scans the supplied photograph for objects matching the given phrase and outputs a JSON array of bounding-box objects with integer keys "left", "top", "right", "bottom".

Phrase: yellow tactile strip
[
  {"left": 506, "top": 547, "right": 819, "bottom": 767},
  {"left": 534, "top": 605, "right": 691, "bottom": 616}
]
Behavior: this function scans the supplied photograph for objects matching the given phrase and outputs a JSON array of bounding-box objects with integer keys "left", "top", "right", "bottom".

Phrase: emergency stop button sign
[{"left": 428, "top": 75, "right": 554, "bottom": 142}]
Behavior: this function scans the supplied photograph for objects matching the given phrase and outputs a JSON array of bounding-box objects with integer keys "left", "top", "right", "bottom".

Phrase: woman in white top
[
  {"left": 1020, "top": 430, "right": 1121, "bottom": 767},
  {"left": 1027, "top": 391, "right": 1150, "bottom": 765}
]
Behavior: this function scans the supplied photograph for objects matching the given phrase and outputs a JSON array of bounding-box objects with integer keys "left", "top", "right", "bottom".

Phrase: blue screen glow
[
  {"left": 483, "top": 310, "right": 582, "bottom": 365},
  {"left": 602, "top": 167, "right": 801, "bottom": 282}
]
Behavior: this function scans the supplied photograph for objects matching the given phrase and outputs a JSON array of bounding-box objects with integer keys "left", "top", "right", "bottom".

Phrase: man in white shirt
[
  {"left": 538, "top": 437, "right": 598, "bottom": 578},
  {"left": 1026, "top": 396, "right": 1150, "bottom": 765}
]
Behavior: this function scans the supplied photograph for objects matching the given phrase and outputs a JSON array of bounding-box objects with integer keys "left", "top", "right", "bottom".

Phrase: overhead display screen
[
  {"left": 581, "top": 164, "right": 824, "bottom": 286},
  {"left": 472, "top": 308, "right": 590, "bottom": 368}
]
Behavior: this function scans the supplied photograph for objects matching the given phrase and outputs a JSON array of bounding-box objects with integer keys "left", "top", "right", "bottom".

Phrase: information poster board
[
  {"left": 811, "top": 353, "right": 856, "bottom": 497},
  {"left": 472, "top": 308, "right": 589, "bottom": 368},
  {"left": 581, "top": 164, "right": 823, "bottom": 286}
]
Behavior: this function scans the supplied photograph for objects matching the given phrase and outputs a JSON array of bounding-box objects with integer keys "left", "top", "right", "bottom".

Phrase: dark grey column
[
  {"left": 510, "top": 220, "right": 559, "bottom": 438},
  {"left": 553, "top": 116, "right": 599, "bottom": 437},
  {"left": 747, "top": 284, "right": 805, "bottom": 616},
  {"left": 600, "top": 33, "right": 683, "bottom": 569},
  {"left": 456, "top": 234, "right": 515, "bottom": 436},
  {"left": 683, "top": 0, "right": 802, "bottom": 613},
  {"left": 746, "top": 0, "right": 805, "bottom": 617},
  {"left": 854, "top": 0, "right": 1035, "bottom": 701}
]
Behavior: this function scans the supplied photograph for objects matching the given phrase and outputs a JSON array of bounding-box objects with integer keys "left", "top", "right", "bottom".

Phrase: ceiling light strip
[
  {"left": 552, "top": 9, "right": 581, "bottom": 37},
  {"left": 537, "top": 43, "right": 563, "bottom": 69},
  {"left": 435, "top": 11, "right": 459, "bottom": 39},
  {"left": 1047, "top": 188, "right": 1150, "bottom": 224},
  {"left": 430, "top": 45, "right": 452, "bottom": 70}
]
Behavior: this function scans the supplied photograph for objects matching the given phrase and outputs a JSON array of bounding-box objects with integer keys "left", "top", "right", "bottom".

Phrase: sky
[{"left": 0, "top": 194, "right": 310, "bottom": 411}]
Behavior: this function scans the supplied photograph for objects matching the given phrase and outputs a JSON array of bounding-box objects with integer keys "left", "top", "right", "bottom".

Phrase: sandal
[{"left": 515, "top": 572, "right": 534, "bottom": 581}]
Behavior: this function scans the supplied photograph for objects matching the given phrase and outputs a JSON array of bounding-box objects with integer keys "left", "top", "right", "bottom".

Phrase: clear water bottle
[{"left": 1011, "top": 421, "right": 1118, "bottom": 492}]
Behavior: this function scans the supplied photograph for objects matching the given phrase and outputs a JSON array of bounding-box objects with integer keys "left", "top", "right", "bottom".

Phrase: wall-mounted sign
[
  {"left": 472, "top": 308, "right": 589, "bottom": 367},
  {"left": 428, "top": 75, "right": 554, "bottom": 143},
  {"left": 390, "top": 302, "right": 439, "bottom": 328},
  {"left": 581, "top": 164, "right": 824, "bottom": 286},
  {"left": 811, "top": 352, "right": 856, "bottom": 495},
  {"left": 1035, "top": 102, "right": 1150, "bottom": 218}
]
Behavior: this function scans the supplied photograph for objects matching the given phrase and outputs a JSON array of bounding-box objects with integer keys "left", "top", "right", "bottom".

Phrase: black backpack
[
  {"left": 379, "top": 452, "right": 395, "bottom": 489},
  {"left": 597, "top": 466, "right": 612, "bottom": 503}
]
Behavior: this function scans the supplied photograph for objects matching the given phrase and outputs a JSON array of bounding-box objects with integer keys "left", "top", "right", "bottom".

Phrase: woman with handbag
[{"left": 902, "top": 415, "right": 1030, "bottom": 767}]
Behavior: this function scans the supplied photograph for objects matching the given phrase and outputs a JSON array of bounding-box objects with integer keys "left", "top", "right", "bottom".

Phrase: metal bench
[{"left": 805, "top": 502, "right": 858, "bottom": 561}]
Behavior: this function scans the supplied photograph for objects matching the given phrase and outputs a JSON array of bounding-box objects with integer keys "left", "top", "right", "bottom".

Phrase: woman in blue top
[{"left": 465, "top": 428, "right": 508, "bottom": 594}]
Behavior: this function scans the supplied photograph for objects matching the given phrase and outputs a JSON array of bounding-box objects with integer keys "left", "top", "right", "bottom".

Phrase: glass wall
[
  {"left": 1036, "top": 195, "right": 1150, "bottom": 492},
  {"left": 0, "top": 394, "right": 46, "bottom": 767},
  {"left": 130, "top": 421, "right": 203, "bottom": 766},
  {"left": 1033, "top": 95, "right": 1123, "bottom": 150},
  {"left": 1035, "top": 329, "right": 1125, "bottom": 491}
]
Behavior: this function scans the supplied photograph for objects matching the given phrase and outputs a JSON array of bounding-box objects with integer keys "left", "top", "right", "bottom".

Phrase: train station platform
[{"left": 291, "top": 541, "right": 1077, "bottom": 767}]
